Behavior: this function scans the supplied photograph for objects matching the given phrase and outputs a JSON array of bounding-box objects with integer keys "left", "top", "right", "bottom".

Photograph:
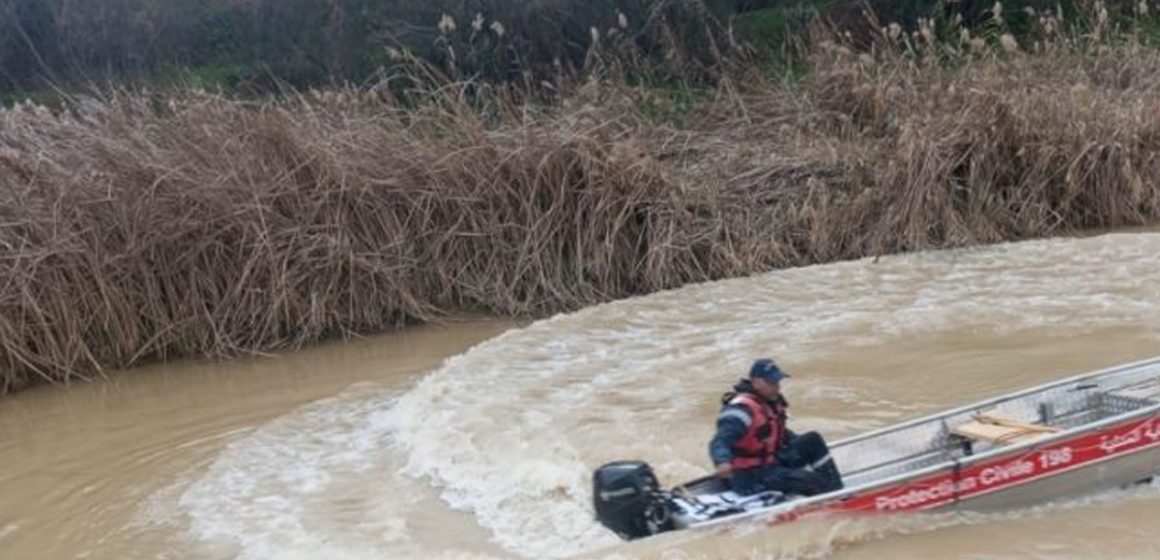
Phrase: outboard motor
[{"left": 592, "top": 461, "right": 672, "bottom": 540}]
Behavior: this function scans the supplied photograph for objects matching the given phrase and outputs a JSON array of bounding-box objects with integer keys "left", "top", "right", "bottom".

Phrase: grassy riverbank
[{"left": 4, "top": 5, "right": 1160, "bottom": 390}]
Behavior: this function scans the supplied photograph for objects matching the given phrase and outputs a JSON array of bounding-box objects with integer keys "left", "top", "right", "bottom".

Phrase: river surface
[{"left": 3, "top": 233, "right": 1160, "bottom": 560}]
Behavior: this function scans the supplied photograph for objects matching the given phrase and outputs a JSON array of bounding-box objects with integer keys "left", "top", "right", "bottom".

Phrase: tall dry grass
[
  {"left": 0, "top": 86, "right": 720, "bottom": 390},
  {"left": 5, "top": 18, "right": 1160, "bottom": 391},
  {"left": 702, "top": 25, "right": 1160, "bottom": 261}
]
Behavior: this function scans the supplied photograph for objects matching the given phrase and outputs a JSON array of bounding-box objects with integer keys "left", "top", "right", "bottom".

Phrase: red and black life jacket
[{"left": 727, "top": 392, "right": 787, "bottom": 470}]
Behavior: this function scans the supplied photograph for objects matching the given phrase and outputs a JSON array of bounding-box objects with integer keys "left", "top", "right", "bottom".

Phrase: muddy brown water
[{"left": 3, "top": 234, "right": 1160, "bottom": 560}]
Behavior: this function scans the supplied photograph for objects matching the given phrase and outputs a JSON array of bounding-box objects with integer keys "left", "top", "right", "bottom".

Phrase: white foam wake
[
  {"left": 385, "top": 234, "right": 1160, "bottom": 558},
  {"left": 156, "top": 233, "right": 1160, "bottom": 560},
  {"left": 146, "top": 383, "right": 494, "bottom": 560}
]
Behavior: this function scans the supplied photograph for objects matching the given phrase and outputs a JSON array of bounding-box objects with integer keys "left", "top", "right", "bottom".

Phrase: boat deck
[{"left": 835, "top": 363, "right": 1160, "bottom": 490}]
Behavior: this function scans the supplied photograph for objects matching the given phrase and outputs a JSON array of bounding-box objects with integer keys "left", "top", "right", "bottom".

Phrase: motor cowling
[{"left": 592, "top": 461, "right": 672, "bottom": 540}]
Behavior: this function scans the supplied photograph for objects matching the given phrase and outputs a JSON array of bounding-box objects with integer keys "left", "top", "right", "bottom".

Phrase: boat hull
[
  {"left": 786, "top": 413, "right": 1160, "bottom": 523},
  {"left": 949, "top": 443, "right": 1158, "bottom": 512},
  {"left": 949, "top": 427, "right": 1160, "bottom": 513}
]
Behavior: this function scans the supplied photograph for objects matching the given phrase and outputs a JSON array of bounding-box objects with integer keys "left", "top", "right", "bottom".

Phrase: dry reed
[
  {"left": 4, "top": 24, "right": 1160, "bottom": 391},
  {"left": 0, "top": 85, "right": 719, "bottom": 390}
]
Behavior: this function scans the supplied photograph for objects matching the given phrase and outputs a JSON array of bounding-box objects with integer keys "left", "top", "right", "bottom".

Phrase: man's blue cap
[{"left": 749, "top": 358, "right": 789, "bottom": 383}]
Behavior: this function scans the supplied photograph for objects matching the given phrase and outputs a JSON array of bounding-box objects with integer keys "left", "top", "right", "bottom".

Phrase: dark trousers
[{"left": 729, "top": 431, "right": 843, "bottom": 496}]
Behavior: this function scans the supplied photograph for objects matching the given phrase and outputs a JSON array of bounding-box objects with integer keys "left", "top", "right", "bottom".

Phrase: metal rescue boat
[{"left": 592, "top": 356, "right": 1160, "bottom": 540}]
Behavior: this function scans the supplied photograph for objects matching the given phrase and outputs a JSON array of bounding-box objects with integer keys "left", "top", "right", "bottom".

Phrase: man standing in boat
[{"left": 709, "top": 358, "right": 844, "bottom": 496}]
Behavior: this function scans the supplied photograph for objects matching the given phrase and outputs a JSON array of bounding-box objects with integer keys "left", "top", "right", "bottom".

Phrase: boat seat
[{"left": 951, "top": 413, "right": 1060, "bottom": 445}]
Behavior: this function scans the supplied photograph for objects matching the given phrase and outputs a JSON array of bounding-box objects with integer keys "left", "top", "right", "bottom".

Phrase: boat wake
[{"left": 140, "top": 234, "right": 1160, "bottom": 560}]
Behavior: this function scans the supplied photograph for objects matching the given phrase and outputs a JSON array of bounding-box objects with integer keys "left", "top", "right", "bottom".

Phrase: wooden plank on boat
[
  {"left": 975, "top": 413, "right": 1060, "bottom": 433},
  {"left": 951, "top": 413, "right": 1060, "bottom": 445}
]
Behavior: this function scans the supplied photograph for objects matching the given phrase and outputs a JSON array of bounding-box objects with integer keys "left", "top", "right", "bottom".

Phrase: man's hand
[{"left": 714, "top": 463, "right": 733, "bottom": 479}]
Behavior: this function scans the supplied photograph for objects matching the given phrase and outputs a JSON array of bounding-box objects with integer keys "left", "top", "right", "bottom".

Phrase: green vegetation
[
  {"left": 732, "top": 3, "right": 822, "bottom": 52},
  {"left": 3, "top": 0, "right": 1150, "bottom": 100},
  {"left": 0, "top": 0, "right": 730, "bottom": 97}
]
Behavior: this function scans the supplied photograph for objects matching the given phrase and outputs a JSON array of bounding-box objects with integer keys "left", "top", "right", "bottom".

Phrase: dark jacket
[{"left": 708, "top": 379, "right": 792, "bottom": 468}]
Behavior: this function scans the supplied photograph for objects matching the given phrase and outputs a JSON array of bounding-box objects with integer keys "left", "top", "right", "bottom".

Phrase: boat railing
[
  {"left": 830, "top": 356, "right": 1160, "bottom": 453},
  {"left": 835, "top": 362, "right": 1160, "bottom": 488}
]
